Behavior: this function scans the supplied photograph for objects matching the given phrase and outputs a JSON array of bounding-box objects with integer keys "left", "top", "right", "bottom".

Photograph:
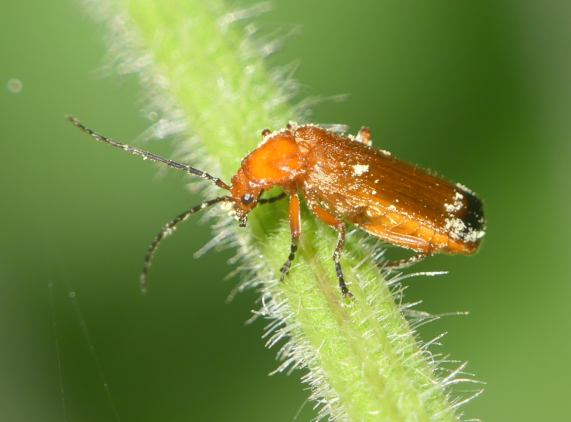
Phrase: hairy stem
[{"left": 86, "top": 0, "right": 468, "bottom": 420}]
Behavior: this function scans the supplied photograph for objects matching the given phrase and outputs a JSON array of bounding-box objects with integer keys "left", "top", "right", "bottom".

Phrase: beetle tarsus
[
  {"left": 279, "top": 241, "right": 298, "bottom": 282},
  {"left": 333, "top": 225, "right": 353, "bottom": 298},
  {"left": 336, "top": 262, "right": 353, "bottom": 298}
]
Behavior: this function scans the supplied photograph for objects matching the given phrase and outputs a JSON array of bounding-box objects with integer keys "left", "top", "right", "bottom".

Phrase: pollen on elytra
[{"left": 352, "top": 164, "right": 369, "bottom": 176}]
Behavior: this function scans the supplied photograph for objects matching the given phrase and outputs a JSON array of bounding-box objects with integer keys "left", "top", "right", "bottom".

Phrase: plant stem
[{"left": 87, "top": 0, "right": 470, "bottom": 420}]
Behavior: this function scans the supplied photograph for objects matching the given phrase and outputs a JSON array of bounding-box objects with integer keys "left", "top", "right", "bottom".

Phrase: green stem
[{"left": 86, "top": 0, "right": 472, "bottom": 420}]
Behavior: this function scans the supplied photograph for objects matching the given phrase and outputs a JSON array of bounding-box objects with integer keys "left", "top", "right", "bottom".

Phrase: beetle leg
[
  {"left": 356, "top": 126, "right": 373, "bottom": 146},
  {"left": 384, "top": 253, "right": 429, "bottom": 270},
  {"left": 279, "top": 193, "right": 301, "bottom": 282},
  {"left": 258, "top": 192, "right": 287, "bottom": 205},
  {"left": 311, "top": 205, "right": 352, "bottom": 297}
]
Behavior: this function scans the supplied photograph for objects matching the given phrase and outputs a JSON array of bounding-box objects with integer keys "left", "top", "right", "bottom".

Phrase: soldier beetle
[{"left": 68, "top": 117, "right": 485, "bottom": 297}]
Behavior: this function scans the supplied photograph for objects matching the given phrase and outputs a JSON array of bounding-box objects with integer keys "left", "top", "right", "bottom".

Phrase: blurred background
[{"left": 1, "top": 0, "right": 570, "bottom": 421}]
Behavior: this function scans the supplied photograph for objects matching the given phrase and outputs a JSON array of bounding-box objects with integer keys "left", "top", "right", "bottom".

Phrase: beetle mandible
[{"left": 68, "top": 117, "right": 485, "bottom": 297}]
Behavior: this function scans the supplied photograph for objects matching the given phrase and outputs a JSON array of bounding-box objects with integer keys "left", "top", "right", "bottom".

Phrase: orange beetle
[{"left": 69, "top": 117, "right": 485, "bottom": 297}]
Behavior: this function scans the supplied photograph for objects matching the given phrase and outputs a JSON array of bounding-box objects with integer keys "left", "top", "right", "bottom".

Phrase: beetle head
[{"left": 230, "top": 168, "right": 262, "bottom": 227}]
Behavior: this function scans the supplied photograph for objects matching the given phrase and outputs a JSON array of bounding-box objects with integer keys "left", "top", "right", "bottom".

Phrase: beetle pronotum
[{"left": 68, "top": 116, "right": 485, "bottom": 297}]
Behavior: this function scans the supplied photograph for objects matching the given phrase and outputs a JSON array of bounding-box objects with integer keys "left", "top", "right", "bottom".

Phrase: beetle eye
[{"left": 241, "top": 193, "right": 254, "bottom": 205}]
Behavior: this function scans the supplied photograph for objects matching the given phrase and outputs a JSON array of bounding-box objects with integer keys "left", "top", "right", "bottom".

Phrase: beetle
[{"left": 68, "top": 116, "right": 485, "bottom": 297}]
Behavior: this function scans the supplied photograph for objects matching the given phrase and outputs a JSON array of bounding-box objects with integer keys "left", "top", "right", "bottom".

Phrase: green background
[{"left": 1, "top": 0, "right": 570, "bottom": 421}]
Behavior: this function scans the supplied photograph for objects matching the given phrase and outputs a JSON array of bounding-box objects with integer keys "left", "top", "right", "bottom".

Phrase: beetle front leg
[{"left": 279, "top": 192, "right": 301, "bottom": 282}]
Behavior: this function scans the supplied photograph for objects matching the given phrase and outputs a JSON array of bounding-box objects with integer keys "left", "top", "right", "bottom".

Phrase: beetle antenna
[
  {"left": 140, "top": 195, "right": 233, "bottom": 294},
  {"left": 66, "top": 115, "right": 231, "bottom": 191}
]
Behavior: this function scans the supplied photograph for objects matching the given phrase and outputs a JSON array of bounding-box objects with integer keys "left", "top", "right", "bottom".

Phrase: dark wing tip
[{"left": 461, "top": 189, "right": 485, "bottom": 233}]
